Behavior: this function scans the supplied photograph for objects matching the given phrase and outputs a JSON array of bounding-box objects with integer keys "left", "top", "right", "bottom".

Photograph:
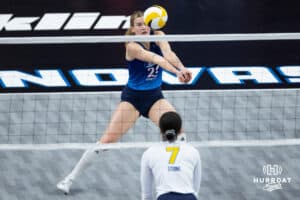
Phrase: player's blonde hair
[{"left": 125, "top": 11, "right": 144, "bottom": 36}]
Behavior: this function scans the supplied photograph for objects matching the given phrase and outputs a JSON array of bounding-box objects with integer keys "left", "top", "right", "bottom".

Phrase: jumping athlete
[{"left": 57, "top": 10, "right": 192, "bottom": 194}]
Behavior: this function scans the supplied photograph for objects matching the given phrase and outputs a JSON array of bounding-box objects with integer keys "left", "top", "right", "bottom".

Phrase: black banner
[{"left": 1, "top": 0, "right": 300, "bottom": 93}]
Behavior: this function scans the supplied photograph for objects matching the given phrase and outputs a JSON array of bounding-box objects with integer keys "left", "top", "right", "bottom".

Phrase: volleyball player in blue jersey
[{"left": 57, "top": 10, "right": 192, "bottom": 194}]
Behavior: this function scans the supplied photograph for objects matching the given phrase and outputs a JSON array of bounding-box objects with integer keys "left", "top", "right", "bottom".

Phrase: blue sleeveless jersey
[{"left": 127, "top": 42, "right": 163, "bottom": 90}]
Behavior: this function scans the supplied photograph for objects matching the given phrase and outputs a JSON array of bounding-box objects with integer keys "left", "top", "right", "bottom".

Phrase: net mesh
[
  {"left": 1, "top": 33, "right": 300, "bottom": 148},
  {"left": 0, "top": 89, "right": 299, "bottom": 145}
]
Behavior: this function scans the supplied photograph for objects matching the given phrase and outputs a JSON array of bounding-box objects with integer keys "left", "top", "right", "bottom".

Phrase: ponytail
[{"left": 165, "top": 129, "right": 176, "bottom": 142}]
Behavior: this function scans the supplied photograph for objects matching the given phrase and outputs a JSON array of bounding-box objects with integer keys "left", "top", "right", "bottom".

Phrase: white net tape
[
  {"left": 1, "top": 32, "right": 300, "bottom": 44},
  {"left": 1, "top": 139, "right": 300, "bottom": 151}
]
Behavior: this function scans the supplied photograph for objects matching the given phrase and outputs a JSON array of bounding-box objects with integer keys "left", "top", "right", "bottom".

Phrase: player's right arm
[
  {"left": 126, "top": 42, "right": 186, "bottom": 82},
  {"left": 140, "top": 150, "right": 154, "bottom": 200}
]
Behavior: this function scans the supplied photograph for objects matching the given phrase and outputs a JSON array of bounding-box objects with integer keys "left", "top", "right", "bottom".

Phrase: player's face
[{"left": 132, "top": 17, "right": 150, "bottom": 35}]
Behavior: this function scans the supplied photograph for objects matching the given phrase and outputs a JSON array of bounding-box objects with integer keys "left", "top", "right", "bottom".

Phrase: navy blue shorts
[
  {"left": 158, "top": 192, "right": 197, "bottom": 200},
  {"left": 121, "top": 86, "right": 164, "bottom": 118}
]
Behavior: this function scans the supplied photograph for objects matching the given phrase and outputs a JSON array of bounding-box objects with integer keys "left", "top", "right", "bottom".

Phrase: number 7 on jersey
[{"left": 166, "top": 146, "right": 180, "bottom": 164}]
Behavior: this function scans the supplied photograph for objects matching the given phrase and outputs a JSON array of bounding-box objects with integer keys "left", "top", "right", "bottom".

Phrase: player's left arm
[{"left": 155, "top": 30, "right": 192, "bottom": 82}]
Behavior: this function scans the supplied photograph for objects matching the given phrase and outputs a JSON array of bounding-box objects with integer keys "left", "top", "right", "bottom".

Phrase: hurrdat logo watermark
[{"left": 253, "top": 164, "right": 292, "bottom": 192}]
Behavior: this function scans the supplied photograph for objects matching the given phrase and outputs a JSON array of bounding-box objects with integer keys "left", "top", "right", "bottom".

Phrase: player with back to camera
[
  {"left": 141, "top": 111, "right": 201, "bottom": 200},
  {"left": 57, "top": 10, "right": 192, "bottom": 194}
]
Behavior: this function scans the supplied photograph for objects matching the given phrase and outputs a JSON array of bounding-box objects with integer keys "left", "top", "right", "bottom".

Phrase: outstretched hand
[{"left": 176, "top": 68, "right": 192, "bottom": 83}]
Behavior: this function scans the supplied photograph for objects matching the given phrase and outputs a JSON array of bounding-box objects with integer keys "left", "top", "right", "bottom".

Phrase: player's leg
[
  {"left": 57, "top": 101, "right": 139, "bottom": 194},
  {"left": 148, "top": 99, "right": 176, "bottom": 125},
  {"left": 148, "top": 99, "right": 186, "bottom": 141},
  {"left": 100, "top": 101, "right": 140, "bottom": 143}
]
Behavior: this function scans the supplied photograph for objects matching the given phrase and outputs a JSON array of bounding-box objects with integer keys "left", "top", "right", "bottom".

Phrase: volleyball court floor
[{"left": 0, "top": 145, "right": 299, "bottom": 200}]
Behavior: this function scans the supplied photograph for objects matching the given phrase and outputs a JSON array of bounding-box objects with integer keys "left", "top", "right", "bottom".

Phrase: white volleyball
[{"left": 144, "top": 5, "right": 168, "bottom": 30}]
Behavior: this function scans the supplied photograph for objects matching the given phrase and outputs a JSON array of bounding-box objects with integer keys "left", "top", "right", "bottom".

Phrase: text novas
[
  {"left": 0, "top": 13, "right": 130, "bottom": 31},
  {"left": 0, "top": 66, "right": 300, "bottom": 88}
]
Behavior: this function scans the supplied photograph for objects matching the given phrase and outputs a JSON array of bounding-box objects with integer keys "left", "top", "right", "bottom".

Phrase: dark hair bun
[{"left": 165, "top": 129, "right": 176, "bottom": 141}]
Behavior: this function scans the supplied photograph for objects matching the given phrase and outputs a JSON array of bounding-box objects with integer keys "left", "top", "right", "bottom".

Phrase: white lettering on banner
[
  {"left": 278, "top": 66, "right": 300, "bottom": 83},
  {"left": 0, "top": 15, "right": 39, "bottom": 31},
  {"left": 0, "top": 13, "right": 129, "bottom": 31},
  {"left": 0, "top": 14, "right": 13, "bottom": 30},
  {"left": 0, "top": 70, "right": 69, "bottom": 88},
  {"left": 208, "top": 67, "right": 281, "bottom": 84},
  {"left": 94, "top": 16, "right": 128, "bottom": 29},
  {"left": 70, "top": 69, "right": 128, "bottom": 86},
  {"left": 0, "top": 67, "right": 203, "bottom": 88},
  {"left": 64, "top": 13, "right": 100, "bottom": 30},
  {"left": 0, "top": 66, "right": 299, "bottom": 88},
  {"left": 35, "top": 13, "right": 71, "bottom": 30}
]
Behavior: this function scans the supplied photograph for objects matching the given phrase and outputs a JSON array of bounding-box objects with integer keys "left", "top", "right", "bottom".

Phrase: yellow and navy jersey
[
  {"left": 141, "top": 141, "right": 201, "bottom": 200},
  {"left": 126, "top": 42, "right": 163, "bottom": 90}
]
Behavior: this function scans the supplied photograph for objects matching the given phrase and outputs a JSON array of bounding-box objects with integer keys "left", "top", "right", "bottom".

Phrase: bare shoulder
[
  {"left": 126, "top": 42, "right": 143, "bottom": 60},
  {"left": 126, "top": 41, "right": 140, "bottom": 51}
]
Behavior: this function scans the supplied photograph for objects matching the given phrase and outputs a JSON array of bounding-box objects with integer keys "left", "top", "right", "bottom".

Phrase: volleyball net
[
  {"left": 0, "top": 89, "right": 300, "bottom": 150},
  {"left": 1, "top": 33, "right": 300, "bottom": 150}
]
